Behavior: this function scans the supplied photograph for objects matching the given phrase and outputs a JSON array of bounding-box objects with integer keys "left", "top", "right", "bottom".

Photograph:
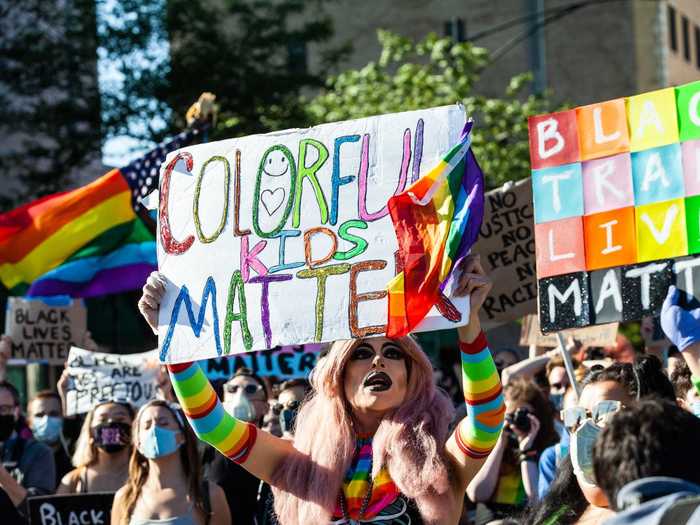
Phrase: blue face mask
[
  {"left": 139, "top": 425, "right": 182, "bottom": 459},
  {"left": 550, "top": 392, "right": 564, "bottom": 412},
  {"left": 691, "top": 401, "right": 700, "bottom": 418},
  {"left": 32, "top": 416, "right": 63, "bottom": 444}
]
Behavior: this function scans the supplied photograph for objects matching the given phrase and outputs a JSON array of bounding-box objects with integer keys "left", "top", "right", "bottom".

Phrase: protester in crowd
[
  {"left": 522, "top": 356, "right": 675, "bottom": 524},
  {"left": 467, "top": 378, "right": 558, "bottom": 524},
  {"left": 112, "top": 400, "right": 230, "bottom": 525},
  {"left": 0, "top": 380, "right": 56, "bottom": 510},
  {"left": 26, "top": 390, "right": 73, "bottom": 486},
  {"left": 57, "top": 400, "right": 134, "bottom": 493},
  {"left": 203, "top": 367, "right": 272, "bottom": 525},
  {"left": 592, "top": 398, "right": 700, "bottom": 523},
  {"left": 139, "top": 255, "right": 505, "bottom": 524},
  {"left": 274, "top": 379, "right": 310, "bottom": 440},
  {"left": 670, "top": 360, "right": 700, "bottom": 416},
  {"left": 537, "top": 385, "right": 578, "bottom": 499}
]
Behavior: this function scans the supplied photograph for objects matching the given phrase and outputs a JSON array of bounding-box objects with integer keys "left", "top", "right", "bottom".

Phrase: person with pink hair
[{"left": 138, "top": 255, "right": 505, "bottom": 524}]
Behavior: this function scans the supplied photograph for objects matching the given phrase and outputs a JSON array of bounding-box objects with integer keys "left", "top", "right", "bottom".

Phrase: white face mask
[
  {"left": 224, "top": 393, "right": 256, "bottom": 423},
  {"left": 570, "top": 419, "right": 601, "bottom": 486}
]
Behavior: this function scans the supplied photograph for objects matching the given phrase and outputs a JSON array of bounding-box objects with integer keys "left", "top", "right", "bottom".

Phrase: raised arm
[
  {"left": 444, "top": 256, "right": 505, "bottom": 490},
  {"left": 139, "top": 273, "right": 294, "bottom": 483}
]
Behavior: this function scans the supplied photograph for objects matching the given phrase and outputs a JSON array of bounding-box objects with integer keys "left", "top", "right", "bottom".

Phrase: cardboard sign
[
  {"left": 4, "top": 297, "right": 86, "bottom": 365},
  {"left": 157, "top": 105, "right": 471, "bottom": 363},
  {"left": 64, "top": 347, "right": 159, "bottom": 416},
  {"left": 474, "top": 178, "right": 537, "bottom": 327},
  {"left": 529, "top": 80, "right": 700, "bottom": 331},
  {"left": 519, "top": 314, "right": 618, "bottom": 348},
  {"left": 204, "top": 344, "right": 322, "bottom": 381},
  {"left": 28, "top": 492, "right": 114, "bottom": 525}
]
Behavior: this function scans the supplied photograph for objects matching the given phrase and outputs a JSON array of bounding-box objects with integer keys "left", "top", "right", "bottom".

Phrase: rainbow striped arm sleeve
[
  {"left": 168, "top": 362, "right": 257, "bottom": 464},
  {"left": 456, "top": 332, "right": 505, "bottom": 459}
]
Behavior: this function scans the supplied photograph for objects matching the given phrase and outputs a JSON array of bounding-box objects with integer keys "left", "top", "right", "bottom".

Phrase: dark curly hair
[
  {"left": 582, "top": 355, "right": 675, "bottom": 401},
  {"left": 592, "top": 398, "right": 700, "bottom": 509}
]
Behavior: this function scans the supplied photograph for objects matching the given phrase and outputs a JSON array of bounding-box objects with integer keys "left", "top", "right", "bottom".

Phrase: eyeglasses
[
  {"left": 272, "top": 400, "right": 300, "bottom": 415},
  {"left": 550, "top": 382, "right": 566, "bottom": 390},
  {"left": 561, "top": 400, "right": 623, "bottom": 431},
  {"left": 226, "top": 383, "right": 264, "bottom": 396}
]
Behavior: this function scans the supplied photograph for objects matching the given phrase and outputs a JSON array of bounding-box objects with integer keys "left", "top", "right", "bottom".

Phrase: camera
[{"left": 505, "top": 407, "right": 531, "bottom": 433}]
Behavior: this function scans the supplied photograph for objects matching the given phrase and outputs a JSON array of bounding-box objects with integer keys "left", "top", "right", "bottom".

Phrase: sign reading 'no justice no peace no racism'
[
  {"left": 530, "top": 80, "right": 700, "bottom": 332},
  {"left": 158, "top": 105, "right": 472, "bottom": 363}
]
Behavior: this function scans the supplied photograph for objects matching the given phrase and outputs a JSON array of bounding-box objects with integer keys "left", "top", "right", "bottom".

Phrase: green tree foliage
[
  {"left": 0, "top": 0, "right": 102, "bottom": 210},
  {"left": 308, "top": 30, "right": 559, "bottom": 188},
  {"left": 100, "top": 0, "right": 349, "bottom": 144}
]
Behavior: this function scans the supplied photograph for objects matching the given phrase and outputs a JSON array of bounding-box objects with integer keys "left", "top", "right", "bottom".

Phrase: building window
[
  {"left": 669, "top": 5, "right": 677, "bottom": 52},
  {"left": 696, "top": 25, "right": 700, "bottom": 68},
  {"left": 444, "top": 18, "right": 466, "bottom": 42},
  {"left": 682, "top": 15, "right": 691, "bottom": 62}
]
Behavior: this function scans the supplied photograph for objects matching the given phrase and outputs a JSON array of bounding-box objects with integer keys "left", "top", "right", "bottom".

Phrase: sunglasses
[
  {"left": 226, "top": 383, "right": 264, "bottom": 396},
  {"left": 561, "top": 400, "right": 623, "bottom": 431},
  {"left": 272, "top": 400, "right": 301, "bottom": 415}
]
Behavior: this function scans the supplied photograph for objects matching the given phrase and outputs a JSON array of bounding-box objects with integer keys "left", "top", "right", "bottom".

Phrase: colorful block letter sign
[{"left": 529, "top": 81, "right": 700, "bottom": 332}]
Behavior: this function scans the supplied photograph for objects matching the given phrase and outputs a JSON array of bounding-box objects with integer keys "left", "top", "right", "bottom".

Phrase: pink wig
[{"left": 271, "top": 336, "right": 456, "bottom": 524}]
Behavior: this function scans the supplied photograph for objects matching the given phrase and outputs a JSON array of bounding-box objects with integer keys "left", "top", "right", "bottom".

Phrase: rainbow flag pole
[{"left": 386, "top": 120, "right": 484, "bottom": 338}]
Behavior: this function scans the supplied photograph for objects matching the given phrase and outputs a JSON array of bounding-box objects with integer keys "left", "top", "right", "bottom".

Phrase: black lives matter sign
[
  {"left": 5, "top": 298, "right": 86, "bottom": 365},
  {"left": 28, "top": 492, "right": 114, "bottom": 525}
]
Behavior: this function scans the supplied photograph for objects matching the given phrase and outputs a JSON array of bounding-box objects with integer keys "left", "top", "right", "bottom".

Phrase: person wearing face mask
[
  {"left": 521, "top": 355, "right": 676, "bottom": 525},
  {"left": 0, "top": 380, "right": 56, "bottom": 511},
  {"left": 57, "top": 400, "right": 135, "bottom": 494},
  {"left": 112, "top": 400, "right": 230, "bottom": 525},
  {"left": 274, "top": 379, "right": 310, "bottom": 440},
  {"left": 201, "top": 368, "right": 272, "bottom": 525},
  {"left": 138, "top": 254, "right": 505, "bottom": 525},
  {"left": 26, "top": 390, "right": 72, "bottom": 487}
]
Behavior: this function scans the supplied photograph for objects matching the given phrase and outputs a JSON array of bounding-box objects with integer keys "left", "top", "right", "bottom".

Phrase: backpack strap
[{"left": 660, "top": 495, "right": 700, "bottom": 525}]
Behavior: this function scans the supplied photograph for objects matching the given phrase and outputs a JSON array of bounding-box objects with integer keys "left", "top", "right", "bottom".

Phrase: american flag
[{"left": 121, "top": 125, "right": 208, "bottom": 212}]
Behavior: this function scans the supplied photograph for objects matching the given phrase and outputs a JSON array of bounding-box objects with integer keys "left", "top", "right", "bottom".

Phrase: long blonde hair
[
  {"left": 271, "top": 336, "right": 456, "bottom": 524},
  {"left": 120, "top": 400, "right": 206, "bottom": 525}
]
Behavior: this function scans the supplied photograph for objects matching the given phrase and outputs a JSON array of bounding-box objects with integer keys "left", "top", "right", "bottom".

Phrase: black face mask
[
  {"left": 91, "top": 422, "right": 131, "bottom": 453},
  {"left": 0, "top": 414, "right": 15, "bottom": 442}
]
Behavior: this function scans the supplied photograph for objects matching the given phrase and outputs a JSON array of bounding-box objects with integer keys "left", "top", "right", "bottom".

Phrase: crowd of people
[{"left": 1, "top": 257, "right": 700, "bottom": 524}]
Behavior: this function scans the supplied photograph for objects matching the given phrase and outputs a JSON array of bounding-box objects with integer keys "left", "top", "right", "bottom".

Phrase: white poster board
[
  {"left": 158, "top": 105, "right": 469, "bottom": 363},
  {"left": 64, "top": 347, "right": 159, "bottom": 415}
]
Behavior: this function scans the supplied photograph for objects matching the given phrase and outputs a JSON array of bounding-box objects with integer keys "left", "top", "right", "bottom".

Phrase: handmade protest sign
[
  {"left": 64, "top": 347, "right": 158, "bottom": 416},
  {"left": 28, "top": 492, "right": 114, "bottom": 525},
  {"left": 157, "top": 105, "right": 473, "bottom": 363},
  {"left": 474, "top": 178, "right": 536, "bottom": 327},
  {"left": 519, "top": 314, "right": 618, "bottom": 348},
  {"left": 204, "top": 344, "right": 322, "bottom": 381},
  {"left": 529, "top": 80, "right": 700, "bottom": 332},
  {"left": 4, "top": 297, "right": 86, "bottom": 365}
]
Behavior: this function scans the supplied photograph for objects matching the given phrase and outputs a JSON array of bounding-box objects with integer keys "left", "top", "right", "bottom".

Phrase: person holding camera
[{"left": 467, "top": 378, "right": 559, "bottom": 525}]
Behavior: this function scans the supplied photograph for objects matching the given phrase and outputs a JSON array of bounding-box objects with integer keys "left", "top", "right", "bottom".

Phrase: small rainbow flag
[
  {"left": 386, "top": 121, "right": 484, "bottom": 337},
  {"left": 1, "top": 127, "right": 203, "bottom": 297}
]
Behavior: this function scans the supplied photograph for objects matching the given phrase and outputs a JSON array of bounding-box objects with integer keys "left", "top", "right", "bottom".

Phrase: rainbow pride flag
[
  {"left": 0, "top": 170, "right": 136, "bottom": 293},
  {"left": 386, "top": 121, "right": 484, "bottom": 337},
  {"left": 1, "top": 127, "right": 203, "bottom": 297}
]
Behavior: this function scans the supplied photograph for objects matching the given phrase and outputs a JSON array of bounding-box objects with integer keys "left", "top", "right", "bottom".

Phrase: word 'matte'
[{"left": 529, "top": 80, "right": 700, "bottom": 331}]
